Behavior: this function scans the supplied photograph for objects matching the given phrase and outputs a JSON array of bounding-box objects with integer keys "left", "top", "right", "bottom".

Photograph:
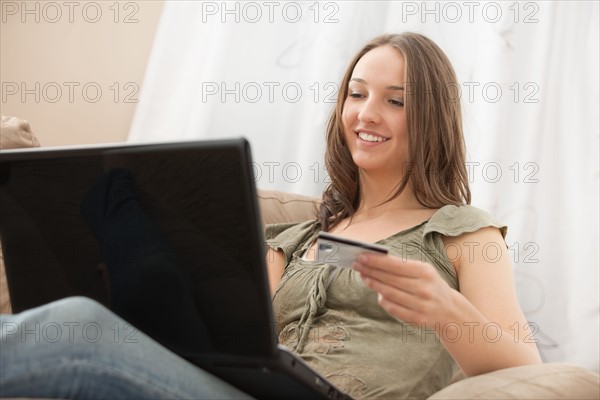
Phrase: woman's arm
[
  {"left": 353, "top": 226, "right": 541, "bottom": 376},
  {"left": 440, "top": 226, "right": 542, "bottom": 375},
  {"left": 265, "top": 248, "right": 285, "bottom": 297}
]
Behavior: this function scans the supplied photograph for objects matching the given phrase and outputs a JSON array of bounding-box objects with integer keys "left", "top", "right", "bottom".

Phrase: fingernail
[{"left": 357, "top": 254, "right": 367, "bottom": 263}]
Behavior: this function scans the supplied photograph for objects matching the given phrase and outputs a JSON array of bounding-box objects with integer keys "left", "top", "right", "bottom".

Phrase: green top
[{"left": 265, "top": 205, "right": 507, "bottom": 399}]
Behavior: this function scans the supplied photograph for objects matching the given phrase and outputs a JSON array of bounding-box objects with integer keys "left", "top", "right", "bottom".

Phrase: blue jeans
[{"left": 0, "top": 296, "right": 254, "bottom": 399}]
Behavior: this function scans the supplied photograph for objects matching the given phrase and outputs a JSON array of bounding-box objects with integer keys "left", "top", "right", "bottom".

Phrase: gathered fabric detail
[{"left": 294, "top": 265, "right": 333, "bottom": 352}]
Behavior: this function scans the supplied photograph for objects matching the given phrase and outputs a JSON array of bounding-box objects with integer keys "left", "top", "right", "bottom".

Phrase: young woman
[
  {"left": 0, "top": 32, "right": 540, "bottom": 399},
  {"left": 264, "top": 32, "right": 541, "bottom": 398}
]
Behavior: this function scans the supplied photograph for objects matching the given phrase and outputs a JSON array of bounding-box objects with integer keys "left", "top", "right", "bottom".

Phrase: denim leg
[{"left": 0, "top": 297, "right": 254, "bottom": 399}]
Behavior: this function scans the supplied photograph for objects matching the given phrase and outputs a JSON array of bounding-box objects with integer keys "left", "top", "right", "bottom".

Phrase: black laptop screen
[{"left": 0, "top": 139, "right": 275, "bottom": 358}]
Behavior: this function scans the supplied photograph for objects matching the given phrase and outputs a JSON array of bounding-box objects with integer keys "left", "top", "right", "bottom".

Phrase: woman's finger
[
  {"left": 360, "top": 272, "right": 423, "bottom": 311},
  {"left": 356, "top": 266, "right": 422, "bottom": 295},
  {"left": 356, "top": 253, "right": 427, "bottom": 278}
]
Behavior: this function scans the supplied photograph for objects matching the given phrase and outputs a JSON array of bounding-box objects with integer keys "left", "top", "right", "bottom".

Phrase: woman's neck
[{"left": 356, "top": 169, "right": 424, "bottom": 214}]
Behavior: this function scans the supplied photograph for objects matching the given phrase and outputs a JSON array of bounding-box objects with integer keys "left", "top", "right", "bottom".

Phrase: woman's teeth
[{"left": 358, "top": 132, "right": 388, "bottom": 142}]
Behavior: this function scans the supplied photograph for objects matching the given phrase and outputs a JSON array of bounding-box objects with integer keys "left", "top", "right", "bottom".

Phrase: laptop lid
[{"left": 0, "top": 138, "right": 276, "bottom": 358}]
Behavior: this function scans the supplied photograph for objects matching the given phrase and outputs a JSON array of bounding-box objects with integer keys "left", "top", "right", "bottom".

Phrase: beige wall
[{"left": 0, "top": 0, "right": 164, "bottom": 146}]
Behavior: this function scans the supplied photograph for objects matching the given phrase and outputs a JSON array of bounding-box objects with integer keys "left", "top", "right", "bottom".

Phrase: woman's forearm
[{"left": 437, "top": 289, "right": 542, "bottom": 377}]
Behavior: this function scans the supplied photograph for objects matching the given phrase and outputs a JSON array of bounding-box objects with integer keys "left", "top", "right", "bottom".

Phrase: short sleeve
[
  {"left": 264, "top": 220, "right": 316, "bottom": 264},
  {"left": 423, "top": 205, "right": 508, "bottom": 239}
]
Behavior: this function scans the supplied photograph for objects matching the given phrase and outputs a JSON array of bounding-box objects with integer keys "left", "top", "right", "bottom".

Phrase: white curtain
[{"left": 129, "top": 1, "right": 599, "bottom": 371}]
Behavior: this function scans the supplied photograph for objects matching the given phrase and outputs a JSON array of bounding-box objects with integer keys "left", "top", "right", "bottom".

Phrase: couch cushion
[{"left": 428, "top": 362, "right": 600, "bottom": 399}]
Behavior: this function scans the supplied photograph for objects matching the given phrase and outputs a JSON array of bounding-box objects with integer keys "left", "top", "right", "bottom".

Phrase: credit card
[{"left": 316, "top": 231, "right": 388, "bottom": 268}]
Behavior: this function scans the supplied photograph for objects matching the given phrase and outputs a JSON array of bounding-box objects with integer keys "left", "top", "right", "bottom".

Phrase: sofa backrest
[{"left": 257, "top": 189, "right": 320, "bottom": 229}]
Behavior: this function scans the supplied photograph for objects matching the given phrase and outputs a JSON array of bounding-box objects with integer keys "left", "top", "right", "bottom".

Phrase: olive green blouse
[{"left": 265, "top": 205, "right": 507, "bottom": 399}]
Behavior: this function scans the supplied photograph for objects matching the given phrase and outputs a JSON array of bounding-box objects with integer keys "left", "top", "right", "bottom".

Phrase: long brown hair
[{"left": 317, "top": 32, "right": 471, "bottom": 232}]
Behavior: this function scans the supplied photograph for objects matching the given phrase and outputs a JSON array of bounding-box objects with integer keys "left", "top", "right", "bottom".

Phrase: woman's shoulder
[
  {"left": 423, "top": 204, "right": 507, "bottom": 239},
  {"left": 264, "top": 220, "right": 317, "bottom": 262}
]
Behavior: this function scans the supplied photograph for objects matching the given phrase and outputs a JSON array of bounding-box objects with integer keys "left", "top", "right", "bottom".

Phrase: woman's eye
[
  {"left": 348, "top": 90, "right": 364, "bottom": 99},
  {"left": 390, "top": 98, "right": 404, "bottom": 107}
]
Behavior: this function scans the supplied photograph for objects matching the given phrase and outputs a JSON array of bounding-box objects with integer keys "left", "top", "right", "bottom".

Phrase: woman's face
[{"left": 342, "top": 45, "right": 408, "bottom": 176}]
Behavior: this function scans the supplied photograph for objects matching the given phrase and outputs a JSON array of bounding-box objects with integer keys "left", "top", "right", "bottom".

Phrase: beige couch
[{"left": 1, "top": 123, "right": 599, "bottom": 399}]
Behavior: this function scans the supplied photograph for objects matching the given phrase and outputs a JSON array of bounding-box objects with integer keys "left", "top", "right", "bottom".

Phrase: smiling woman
[
  {"left": 318, "top": 34, "right": 470, "bottom": 234},
  {"left": 265, "top": 32, "right": 542, "bottom": 398}
]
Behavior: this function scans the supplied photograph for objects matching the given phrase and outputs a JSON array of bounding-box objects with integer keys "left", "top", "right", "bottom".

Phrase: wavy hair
[{"left": 317, "top": 32, "right": 471, "bottom": 232}]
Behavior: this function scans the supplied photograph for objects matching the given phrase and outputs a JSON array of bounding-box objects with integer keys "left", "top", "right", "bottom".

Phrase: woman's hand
[
  {"left": 353, "top": 253, "right": 457, "bottom": 330},
  {"left": 354, "top": 227, "right": 542, "bottom": 376}
]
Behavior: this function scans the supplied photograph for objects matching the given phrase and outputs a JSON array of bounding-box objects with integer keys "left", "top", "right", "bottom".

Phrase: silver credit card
[{"left": 315, "top": 231, "right": 388, "bottom": 268}]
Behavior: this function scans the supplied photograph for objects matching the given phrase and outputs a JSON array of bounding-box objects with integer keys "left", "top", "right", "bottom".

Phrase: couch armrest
[
  {"left": 0, "top": 116, "right": 40, "bottom": 149},
  {"left": 428, "top": 362, "right": 600, "bottom": 399}
]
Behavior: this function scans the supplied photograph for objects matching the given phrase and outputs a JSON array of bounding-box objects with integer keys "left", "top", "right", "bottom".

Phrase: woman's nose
[{"left": 357, "top": 98, "right": 381, "bottom": 124}]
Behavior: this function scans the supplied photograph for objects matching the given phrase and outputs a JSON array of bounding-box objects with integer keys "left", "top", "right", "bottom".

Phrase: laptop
[{"left": 0, "top": 138, "right": 353, "bottom": 400}]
